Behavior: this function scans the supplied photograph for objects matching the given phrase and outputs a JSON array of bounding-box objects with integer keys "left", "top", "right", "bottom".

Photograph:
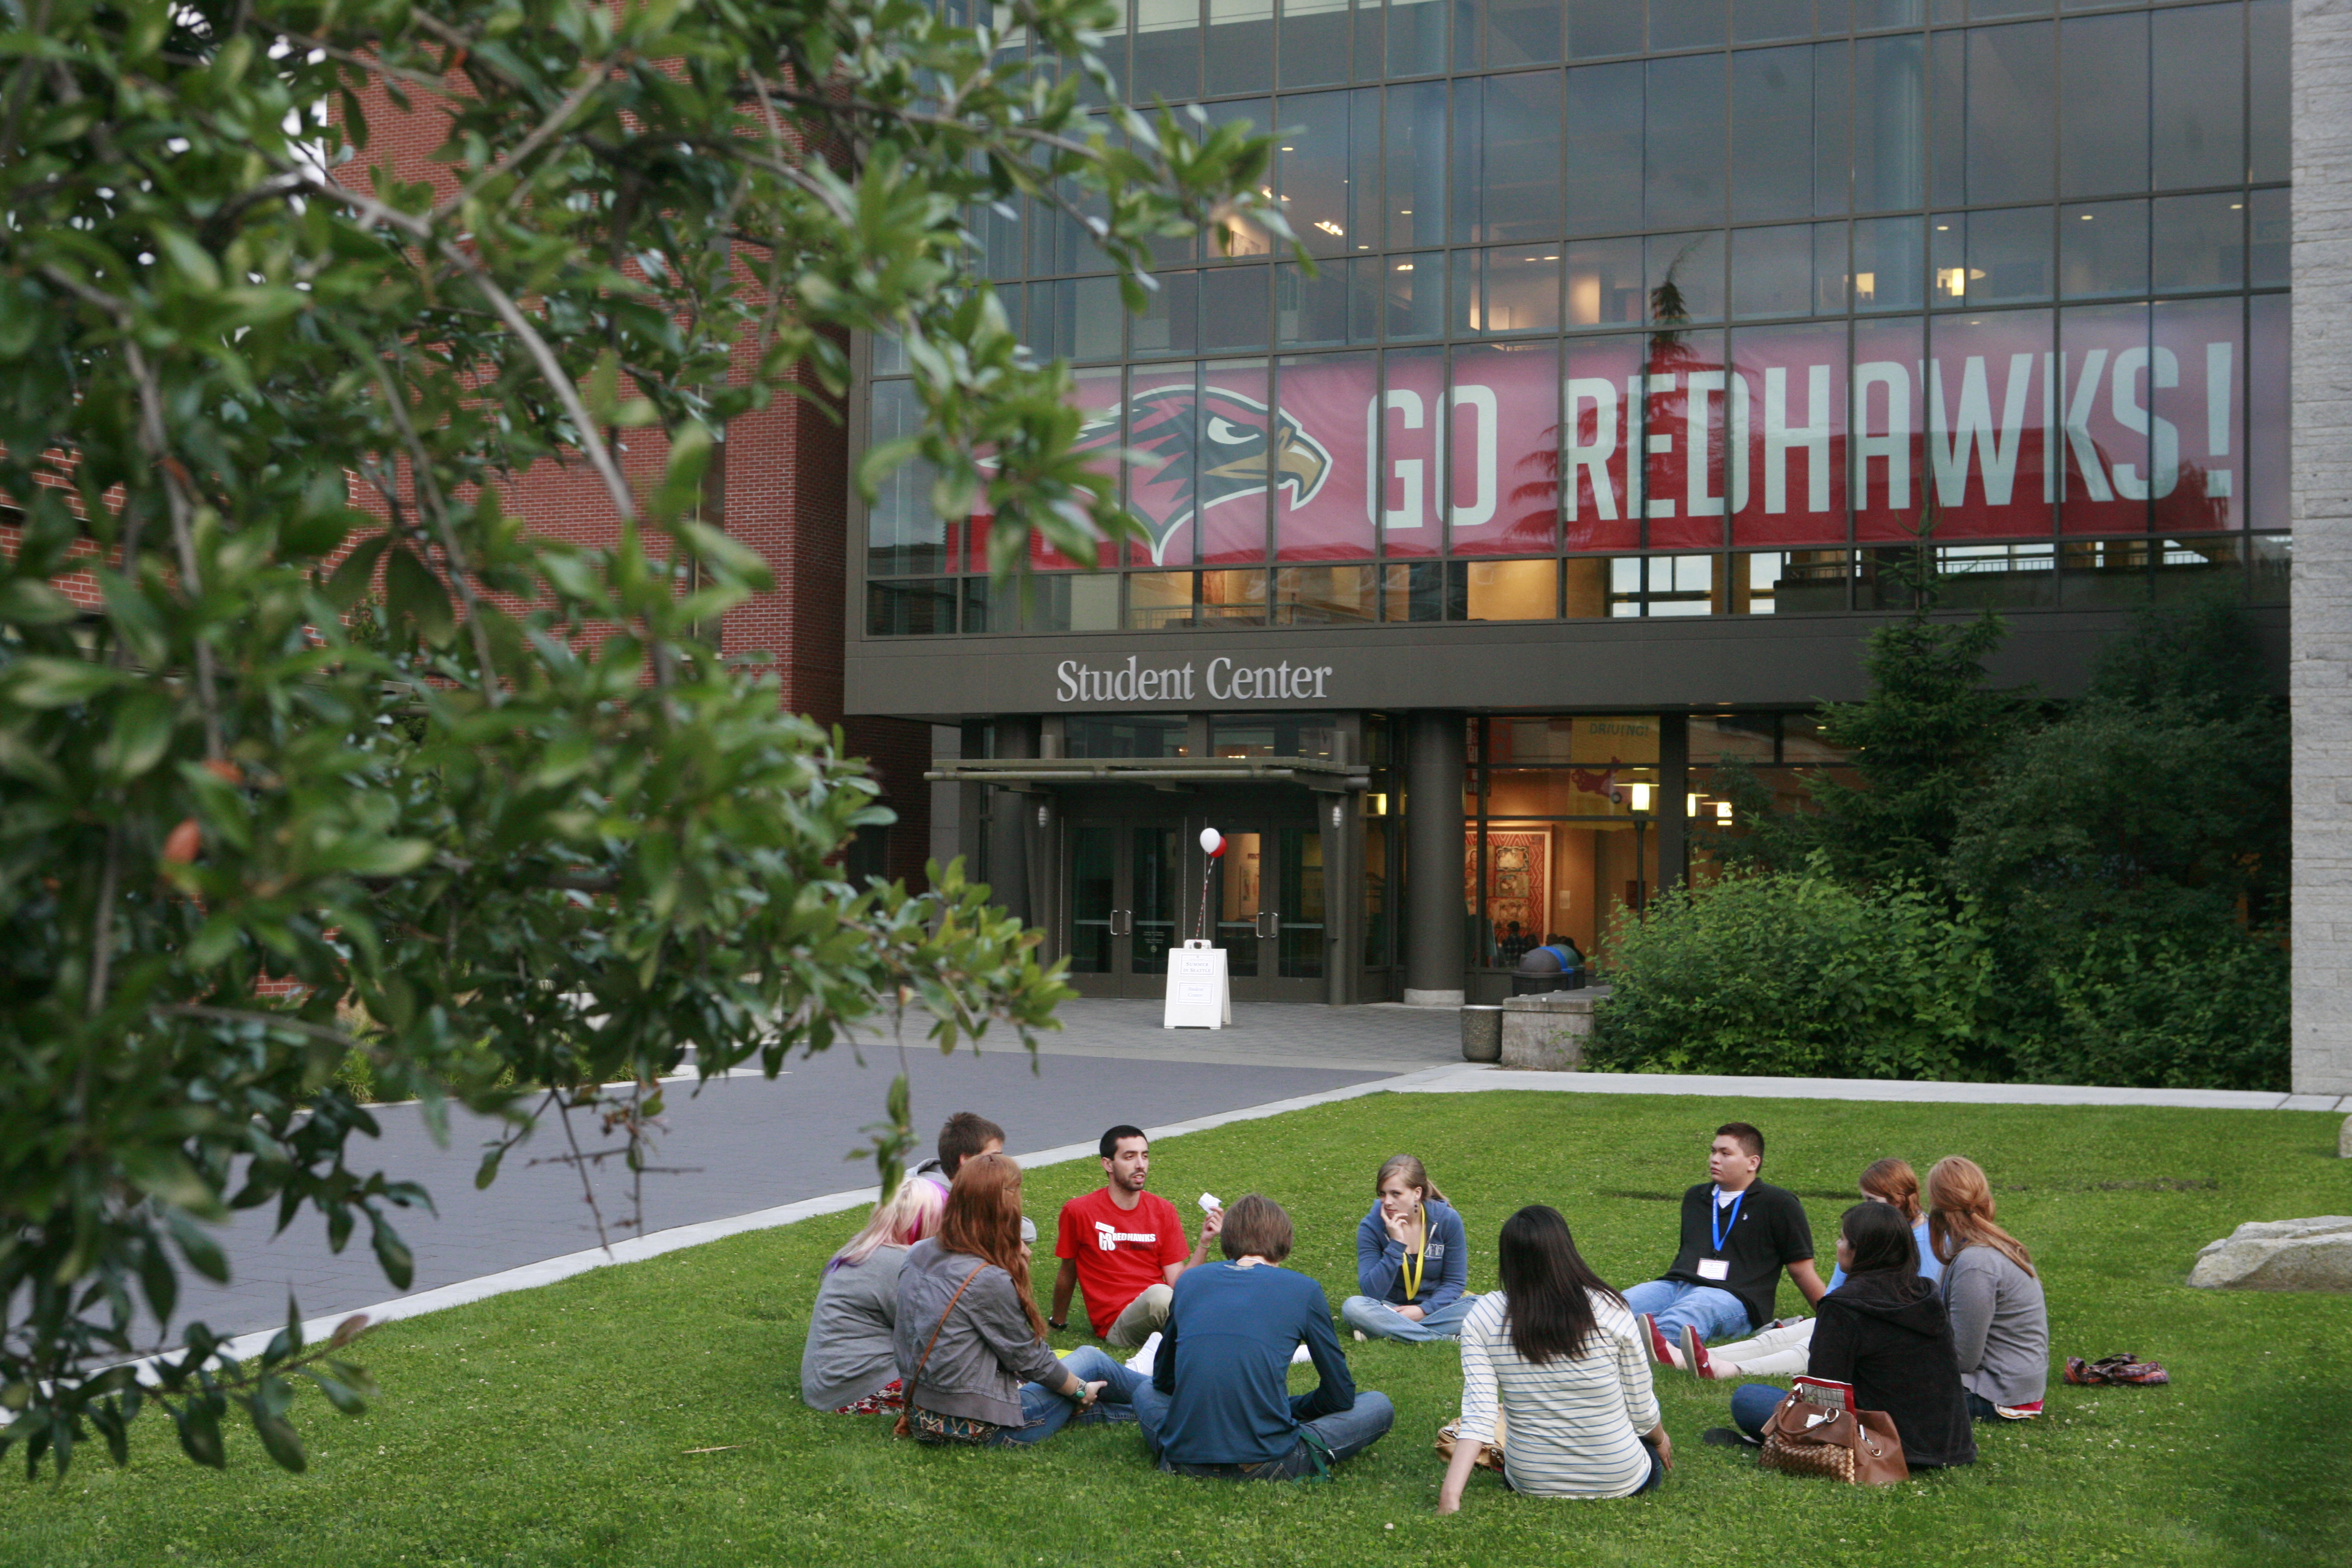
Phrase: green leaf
[
  {"left": 325, "top": 533, "right": 393, "bottom": 608},
  {"left": 384, "top": 546, "right": 456, "bottom": 648},
  {"left": 1, "top": 656, "right": 128, "bottom": 709},
  {"left": 95, "top": 690, "right": 176, "bottom": 781},
  {"left": 250, "top": 1406, "right": 306, "bottom": 1472},
  {"left": 369, "top": 1216, "right": 414, "bottom": 1291},
  {"left": 0, "top": 577, "right": 81, "bottom": 626}
]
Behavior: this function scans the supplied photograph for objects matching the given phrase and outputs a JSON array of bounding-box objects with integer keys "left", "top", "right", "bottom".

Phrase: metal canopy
[{"left": 923, "top": 755, "right": 1369, "bottom": 794}]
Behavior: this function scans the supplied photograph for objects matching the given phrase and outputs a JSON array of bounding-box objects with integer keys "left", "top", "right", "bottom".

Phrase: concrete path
[{"left": 177, "top": 1000, "right": 1459, "bottom": 1343}]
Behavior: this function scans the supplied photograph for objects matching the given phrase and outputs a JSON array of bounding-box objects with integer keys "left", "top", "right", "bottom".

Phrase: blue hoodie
[{"left": 1354, "top": 1197, "right": 1469, "bottom": 1312}]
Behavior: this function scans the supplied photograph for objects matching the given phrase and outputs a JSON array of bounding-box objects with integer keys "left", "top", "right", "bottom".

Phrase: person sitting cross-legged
[
  {"left": 800, "top": 1174, "right": 946, "bottom": 1415},
  {"left": 1622, "top": 1122, "right": 1825, "bottom": 1366},
  {"left": 1437, "top": 1206, "right": 1670, "bottom": 1514},
  {"left": 1341, "top": 1154, "right": 1482, "bottom": 1343},
  {"left": 1050, "top": 1125, "right": 1219, "bottom": 1347},
  {"left": 1128, "top": 1194, "right": 1395, "bottom": 1481}
]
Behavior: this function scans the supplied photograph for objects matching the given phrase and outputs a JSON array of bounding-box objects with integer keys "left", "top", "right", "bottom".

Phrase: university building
[{"left": 846, "top": 0, "right": 2302, "bottom": 1008}]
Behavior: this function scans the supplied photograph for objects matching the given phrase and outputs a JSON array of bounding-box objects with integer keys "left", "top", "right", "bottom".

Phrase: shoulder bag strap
[{"left": 894, "top": 1262, "right": 990, "bottom": 1438}]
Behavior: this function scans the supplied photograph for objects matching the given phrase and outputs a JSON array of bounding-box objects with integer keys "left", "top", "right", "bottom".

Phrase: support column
[
  {"left": 1657, "top": 714, "right": 1689, "bottom": 899},
  {"left": 988, "top": 718, "right": 1038, "bottom": 929},
  {"left": 1404, "top": 710, "right": 1466, "bottom": 1006},
  {"left": 2292, "top": 0, "right": 2352, "bottom": 1096}
]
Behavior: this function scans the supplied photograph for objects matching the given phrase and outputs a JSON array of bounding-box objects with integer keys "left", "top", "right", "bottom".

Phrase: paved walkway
[
  {"left": 164, "top": 1003, "right": 2348, "bottom": 1370},
  {"left": 176, "top": 1000, "right": 1455, "bottom": 1344}
]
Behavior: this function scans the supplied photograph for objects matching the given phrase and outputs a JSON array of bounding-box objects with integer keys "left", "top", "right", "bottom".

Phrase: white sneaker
[
  {"left": 1290, "top": 1342, "right": 1313, "bottom": 1365},
  {"left": 1125, "top": 1331, "right": 1162, "bottom": 1377},
  {"left": 1352, "top": 1329, "right": 1367, "bottom": 1342}
]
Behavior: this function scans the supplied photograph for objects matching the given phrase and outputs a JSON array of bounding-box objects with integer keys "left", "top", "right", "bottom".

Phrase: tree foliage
[{"left": 0, "top": 0, "right": 1283, "bottom": 1475}]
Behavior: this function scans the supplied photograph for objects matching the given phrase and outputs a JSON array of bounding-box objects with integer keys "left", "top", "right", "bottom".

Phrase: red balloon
[{"left": 1208, "top": 840, "right": 1227, "bottom": 858}]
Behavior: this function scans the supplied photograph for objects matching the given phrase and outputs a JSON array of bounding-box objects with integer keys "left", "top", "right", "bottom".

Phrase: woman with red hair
[
  {"left": 892, "top": 1152, "right": 1145, "bottom": 1445},
  {"left": 1928, "top": 1156, "right": 2049, "bottom": 1422}
]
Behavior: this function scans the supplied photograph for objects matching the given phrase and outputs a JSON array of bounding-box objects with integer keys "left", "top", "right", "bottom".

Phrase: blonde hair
[
  {"left": 1926, "top": 1157, "right": 2036, "bottom": 1278},
  {"left": 939, "top": 1152, "right": 1048, "bottom": 1338},
  {"left": 1859, "top": 1158, "right": 1923, "bottom": 1224},
  {"left": 830, "top": 1174, "right": 946, "bottom": 1271},
  {"left": 1375, "top": 1153, "right": 1448, "bottom": 1207}
]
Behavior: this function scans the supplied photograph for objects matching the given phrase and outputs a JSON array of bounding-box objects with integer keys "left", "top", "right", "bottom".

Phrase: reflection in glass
[
  {"left": 2152, "top": 3, "right": 2244, "bottom": 191},
  {"left": 1966, "top": 206, "right": 2051, "bottom": 306},
  {"left": 1454, "top": 247, "right": 1563, "bottom": 336},
  {"left": 2059, "top": 12, "right": 2147, "bottom": 198},
  {"left": 1276, "top": 261, "right": 1350, "bottom": 346},
  {"left": 1384, "top": 252, "right": 1445, "bottom": 339},
  {"left": 1273, "top": 563, "right": 1379, "bottom": 621},
  {"left": 2059, "top": 201, "right": 2148, "bottom": 300},
  {"left": 1731, "top": 225, "right": 1816, "bottom": 320},
  {"left": 1487, "top": 0, "right": 1562, "bottom": 66},
  {"left": 1382, "top": 560, "right": 1448, "bottom": 619},
  {"left": 1568, "top": 0, "right": 1643, "bottom": 59},
  {"left": 1069, "top": 823, "right": 1115, "bottom": 974},
  {"left": 2249, "top": 188, "right": 2288, "bottom": 290},
  {"left": 1650, "top": 0, "right": 1727, "bottom": 51},
  {"left": 1736, "top": 0, "right": 1815, "bottom": 44},
  {"left": 1388, "top": 0, "right": 1446, "bottom": 75},
  {"left": 868, "top": 579, "right": 958, "bottom": 635},
  {"left": 1385, "top": 81, "right": 1448, "bottom": 249},
  {"left": 1069, "top": 716, "right": 1192, "bottom": 757},
  {"left": 2153, "top": 193, "right": 2246, "bottom": 295},
  {"left": 2250, "top": 0, "right": 2288, "bottom": 184},
  {"left": 1647, "top": 54, "right": 1728, "bottom": 230},
  {"left": 1206, "top": 0, "right": 1273, "bottom": 93},
  {"left": 1452, "top": 72, "right": 1564, "bottom": 242},
  {"left": 1731, "top": 45, "right": 1822, "bottom": 225},
  {"left": 867, "top": 380, "right": 943, "bottom": 576},
  {"left": 1966, "top": 23, "right": 2054, "bottom": 205},
  {"left": 1566, "top": 64, "right": 1643, "bottom": 236},
  {"left": 1853, "top": 35, "right": 1924, "bottom": 213},
  {"left": 1126, "top": 570, "right": 1196, "bottom": 627},
  {"left": 1199, "top": 568, "right": 1269, "bottom": 622},
  {"left": 1462, "top": 558, "right": 1559, "bottom": 620},
  {"left": 1133, "top": 270, "right": 1199, "bottom": 356},
  {"left": 1567, "top": 237, "right": 1644, "bottom": 326},
  {"left": 1647, "top": 231, "right": 1726, "bottom": 324},
  {"left": 1277, "top": 827, "right": 1325, "bottom": 979},
  {"left": 1280, "top": 90, "right": 1357, "bottom": 258},
  {"left": 1852, "top": 215, "right": 1924, "bottom": 311},
  {"left": 1280, "top": 0, "right": 1349, "bottom": 87},
  {"left": 1025, "top": 574, "right": 1121, "bottom": 631},
  {"left": 1133, "top": 826, "right": 1181, "bottom": 974},
  {"left": 1201, "top": 266, "right": 1271, "bottom": 351}
]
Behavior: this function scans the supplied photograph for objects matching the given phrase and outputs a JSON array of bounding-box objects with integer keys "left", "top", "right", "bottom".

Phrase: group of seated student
[
  {"left": 797, "top": 1111, "right": 2050, "bottom": 1501},
  {"left": 1628, "top": 1124, "right": 2049, "bottom": 1474}
]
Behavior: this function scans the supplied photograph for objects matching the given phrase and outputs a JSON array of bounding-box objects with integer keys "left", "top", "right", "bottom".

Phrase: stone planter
[
  {"left": 1459, "top": 1005, "right": 1503, "bottom": 1062},
  {"left": 1499, "top": 989, "right": 1608, "bottom": 1070}
]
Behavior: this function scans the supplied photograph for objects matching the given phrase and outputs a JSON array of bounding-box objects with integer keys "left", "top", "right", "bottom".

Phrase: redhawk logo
[{"left": 1079, "top": 386, "right": 1334, "bottom": 565}]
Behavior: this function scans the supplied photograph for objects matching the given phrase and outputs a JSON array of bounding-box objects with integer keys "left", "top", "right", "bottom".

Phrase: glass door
[
  {"left": 1063, "top": 816, "right": 1184, "bottom": 999},
  {"left": 1208, "top": 820, "right": 1327, "bottom": 1001}
]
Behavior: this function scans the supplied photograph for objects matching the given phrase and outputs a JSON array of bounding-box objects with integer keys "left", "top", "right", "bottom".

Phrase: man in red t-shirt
[{"left": 1051, "top": 1125, "right": 1219, "bottom": 1346}]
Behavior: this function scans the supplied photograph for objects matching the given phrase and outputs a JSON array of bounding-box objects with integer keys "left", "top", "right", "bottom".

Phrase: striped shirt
[{"left": 1455, "top": 1290, "right": 1660, "bottom": 1500}]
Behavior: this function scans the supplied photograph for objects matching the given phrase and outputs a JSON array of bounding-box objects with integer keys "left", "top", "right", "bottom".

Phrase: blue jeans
[
  {"left": 999, "top": 1346, "right": 1146, "bottom": 1446},
  {"left": 1340, "top": 1292, "right": 1483, "bottom": 1343},
  {"left": 1731, "top": 1382, "right": 1786, "bottom": 1441},
  {"left": 1131, "top": 1381, "right": 1397, "bottom": 1479},
  {"left": 1621, "top": 1279, "right": 1754, "bottom": 1343}
]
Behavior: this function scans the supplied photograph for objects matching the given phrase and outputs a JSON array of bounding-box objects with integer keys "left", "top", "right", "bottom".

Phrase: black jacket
[{"left": 1809, "top": 1270, "right": 1978, "bottom": 1469}]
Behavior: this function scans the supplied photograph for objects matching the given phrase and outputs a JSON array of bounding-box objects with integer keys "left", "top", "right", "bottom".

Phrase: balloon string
[{"left": 1196, "top": 854, "right": 1213, "bottom": 943}]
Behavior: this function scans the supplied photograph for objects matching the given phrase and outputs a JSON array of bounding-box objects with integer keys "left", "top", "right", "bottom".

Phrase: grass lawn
[{"left": 4, "top": 1090, "right": 2349, "bottom": 1568}]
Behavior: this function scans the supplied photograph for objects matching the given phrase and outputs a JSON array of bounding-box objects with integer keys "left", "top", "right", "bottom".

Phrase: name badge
[{"left": 1696, "top": 1257, "right": 1731, "bottom": 1282}]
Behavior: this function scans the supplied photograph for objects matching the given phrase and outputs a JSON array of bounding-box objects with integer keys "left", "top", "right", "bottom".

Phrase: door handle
[
  {"left": 1255, "top": 911, "right": 1280, "bottom": 939},
  {"left": 1109, "top": 909, "right": 1132, "bottom": 937}
]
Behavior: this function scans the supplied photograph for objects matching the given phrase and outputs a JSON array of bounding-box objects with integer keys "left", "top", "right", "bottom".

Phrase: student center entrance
[{"left": 846, "top": 0, "right": 2291, "bottom": 1004}]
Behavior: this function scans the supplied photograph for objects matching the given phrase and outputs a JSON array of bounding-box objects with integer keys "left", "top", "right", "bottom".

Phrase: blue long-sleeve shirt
[
  {"left": 1828, "top": 1216, "right": 1944, "bottom": 1294},
  {"left": 1354, "top": 1198, "right": 1468, "bottom": 1313},
  {"left": 1151, "top": 1261, "right": 1355, "bottom": 1466}
]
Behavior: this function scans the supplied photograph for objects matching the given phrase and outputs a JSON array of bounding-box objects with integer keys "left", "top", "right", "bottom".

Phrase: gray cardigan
[
  {"left": 1942, "top": 1244, "right": 2049, "bottom": 1408},
  {"left": 892, "top": 1238, "right": 1069, "bottom": 1427},
  {"left": 799, "top": 1246, "right": 907, "bottom": 1411}
]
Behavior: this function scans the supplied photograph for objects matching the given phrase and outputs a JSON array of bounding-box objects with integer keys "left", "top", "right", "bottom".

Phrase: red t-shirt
[{"left": 1055, "top": 1187, "right": 1190, "bottom": 1335}]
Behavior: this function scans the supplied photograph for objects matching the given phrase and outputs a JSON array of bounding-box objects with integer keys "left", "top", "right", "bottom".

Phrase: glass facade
[{"left": 863, "top": 0, "right": 2290, "bottom": 636}]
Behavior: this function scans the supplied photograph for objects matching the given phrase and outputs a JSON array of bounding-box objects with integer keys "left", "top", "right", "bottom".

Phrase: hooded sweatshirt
[{"left": 1807, "top": 1269, "right": 1977, "bottom": 1469}]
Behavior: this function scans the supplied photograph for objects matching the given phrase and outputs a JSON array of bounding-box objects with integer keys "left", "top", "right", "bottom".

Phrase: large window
[{"left": 865, "top": 0, "right": 2290, "bottom": 633}]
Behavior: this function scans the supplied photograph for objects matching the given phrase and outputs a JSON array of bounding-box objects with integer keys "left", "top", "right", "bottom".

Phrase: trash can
[
  {"left": 1513, "top": 943, "right": 1586, "bottom": 996},
  {"left": 1459, "top": 1005, "right": 1503, "bottom": 1062}
]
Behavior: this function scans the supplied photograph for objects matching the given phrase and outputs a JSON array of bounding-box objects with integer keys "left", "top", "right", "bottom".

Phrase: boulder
[
  {"left": 2341, "top": 1114, "right": 2351, "bottom": 1159},
  {"left": 2187, "top": 1217, "right": 2352, "bottom": 1292}
]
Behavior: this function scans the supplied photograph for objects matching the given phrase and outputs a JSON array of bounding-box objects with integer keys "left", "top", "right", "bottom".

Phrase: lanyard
[
  {"left": 1399, "top": 1207, "right": 1427, "bottom": 1301},
  {"left": 1711, "top": 1189, "right": 1746, "bottom": 1255}
]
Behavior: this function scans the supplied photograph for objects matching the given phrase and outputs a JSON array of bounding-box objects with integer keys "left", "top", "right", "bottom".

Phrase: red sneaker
[
  {"left": 1638, "top": 1313, "right": 1676, "bottom": 1367},
  {"left": 1680, "top": 1324, "right": 1719, "bottom": 1381}
]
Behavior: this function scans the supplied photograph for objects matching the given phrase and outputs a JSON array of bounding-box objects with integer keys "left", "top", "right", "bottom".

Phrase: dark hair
[
  {"left": 938, "top": 1112, "right": 1005, "bottom": 1179},
  {"left": 1716, "top": 1122, "right": 1765, "bottom": 1162},
  {"left": 1099, "top": 1124, "right": 1147, "bottom": 1161},
  {"left": 1840, "top": 1201, "right": 1919, "bottom": 1277},
  {"left": 1496, "top": 1206, "right": 1624, "bottom": 1365},
  {"left": 1218, "top": 1194, "right": 1293, "bottom": 1263}
]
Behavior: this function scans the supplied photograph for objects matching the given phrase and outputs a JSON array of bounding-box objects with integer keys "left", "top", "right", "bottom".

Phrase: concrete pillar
[
  {"left": 988, "top": 718, "right": 1038, "bottom": 928},
  {"left": 2293, "top": 1, "right": 2352, "bottom": 1095},
  {"left": 1657, "top": 713, "right": 1689, "bottom": 897},
  {"left": 1404, "top": 710, "right": 1466, "bottom": 1006}
]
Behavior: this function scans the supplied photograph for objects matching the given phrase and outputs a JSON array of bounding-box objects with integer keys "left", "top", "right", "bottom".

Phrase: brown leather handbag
[
  {"left": 1432, "top": 1406, "right": 1508, "bottom": 1473},
  {"left": 1757, "top": 1392, "right": 1910, "bottom": 1486}
]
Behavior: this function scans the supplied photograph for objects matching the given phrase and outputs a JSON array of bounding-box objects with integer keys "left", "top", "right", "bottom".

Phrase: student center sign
[{"left": 848, "top": 0, "right": 2292, "bottom": 1007}]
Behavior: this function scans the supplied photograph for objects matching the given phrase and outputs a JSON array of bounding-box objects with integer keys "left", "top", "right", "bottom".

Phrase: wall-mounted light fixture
[
  {"left": 1330, "top": 801, "right": 1344, "bottom": 828},
  {"left": 1035, "top": 803, "right": 1049, "bottom": 829},
  {"left": 1627, "top": 783, "right": 1653, "bottom": 814}
]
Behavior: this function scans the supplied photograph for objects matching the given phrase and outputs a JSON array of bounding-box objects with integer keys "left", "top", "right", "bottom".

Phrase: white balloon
[{"left": 1198, "top": 827, "right": 1222, "bottom": 853}]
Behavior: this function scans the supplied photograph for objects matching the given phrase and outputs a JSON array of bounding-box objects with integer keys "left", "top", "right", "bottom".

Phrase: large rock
[
  {"left": 2187, "top": 1218, "right": 2352, "bottom": 1292},
  {"left": 2341, "top": 1114, "right": 2351, "bottom": 1159},
  {"left": 1499, "top": 991, "right": 1605, "bottom": 1070}
]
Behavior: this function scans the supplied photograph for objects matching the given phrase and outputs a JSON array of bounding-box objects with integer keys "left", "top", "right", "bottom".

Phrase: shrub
[
  {"left": 2004, "top": 927, "right": 2290, "bottom": 1092},
  {"left": 1588, "top": 864, "right": 1991, "bottom": 1081}
]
